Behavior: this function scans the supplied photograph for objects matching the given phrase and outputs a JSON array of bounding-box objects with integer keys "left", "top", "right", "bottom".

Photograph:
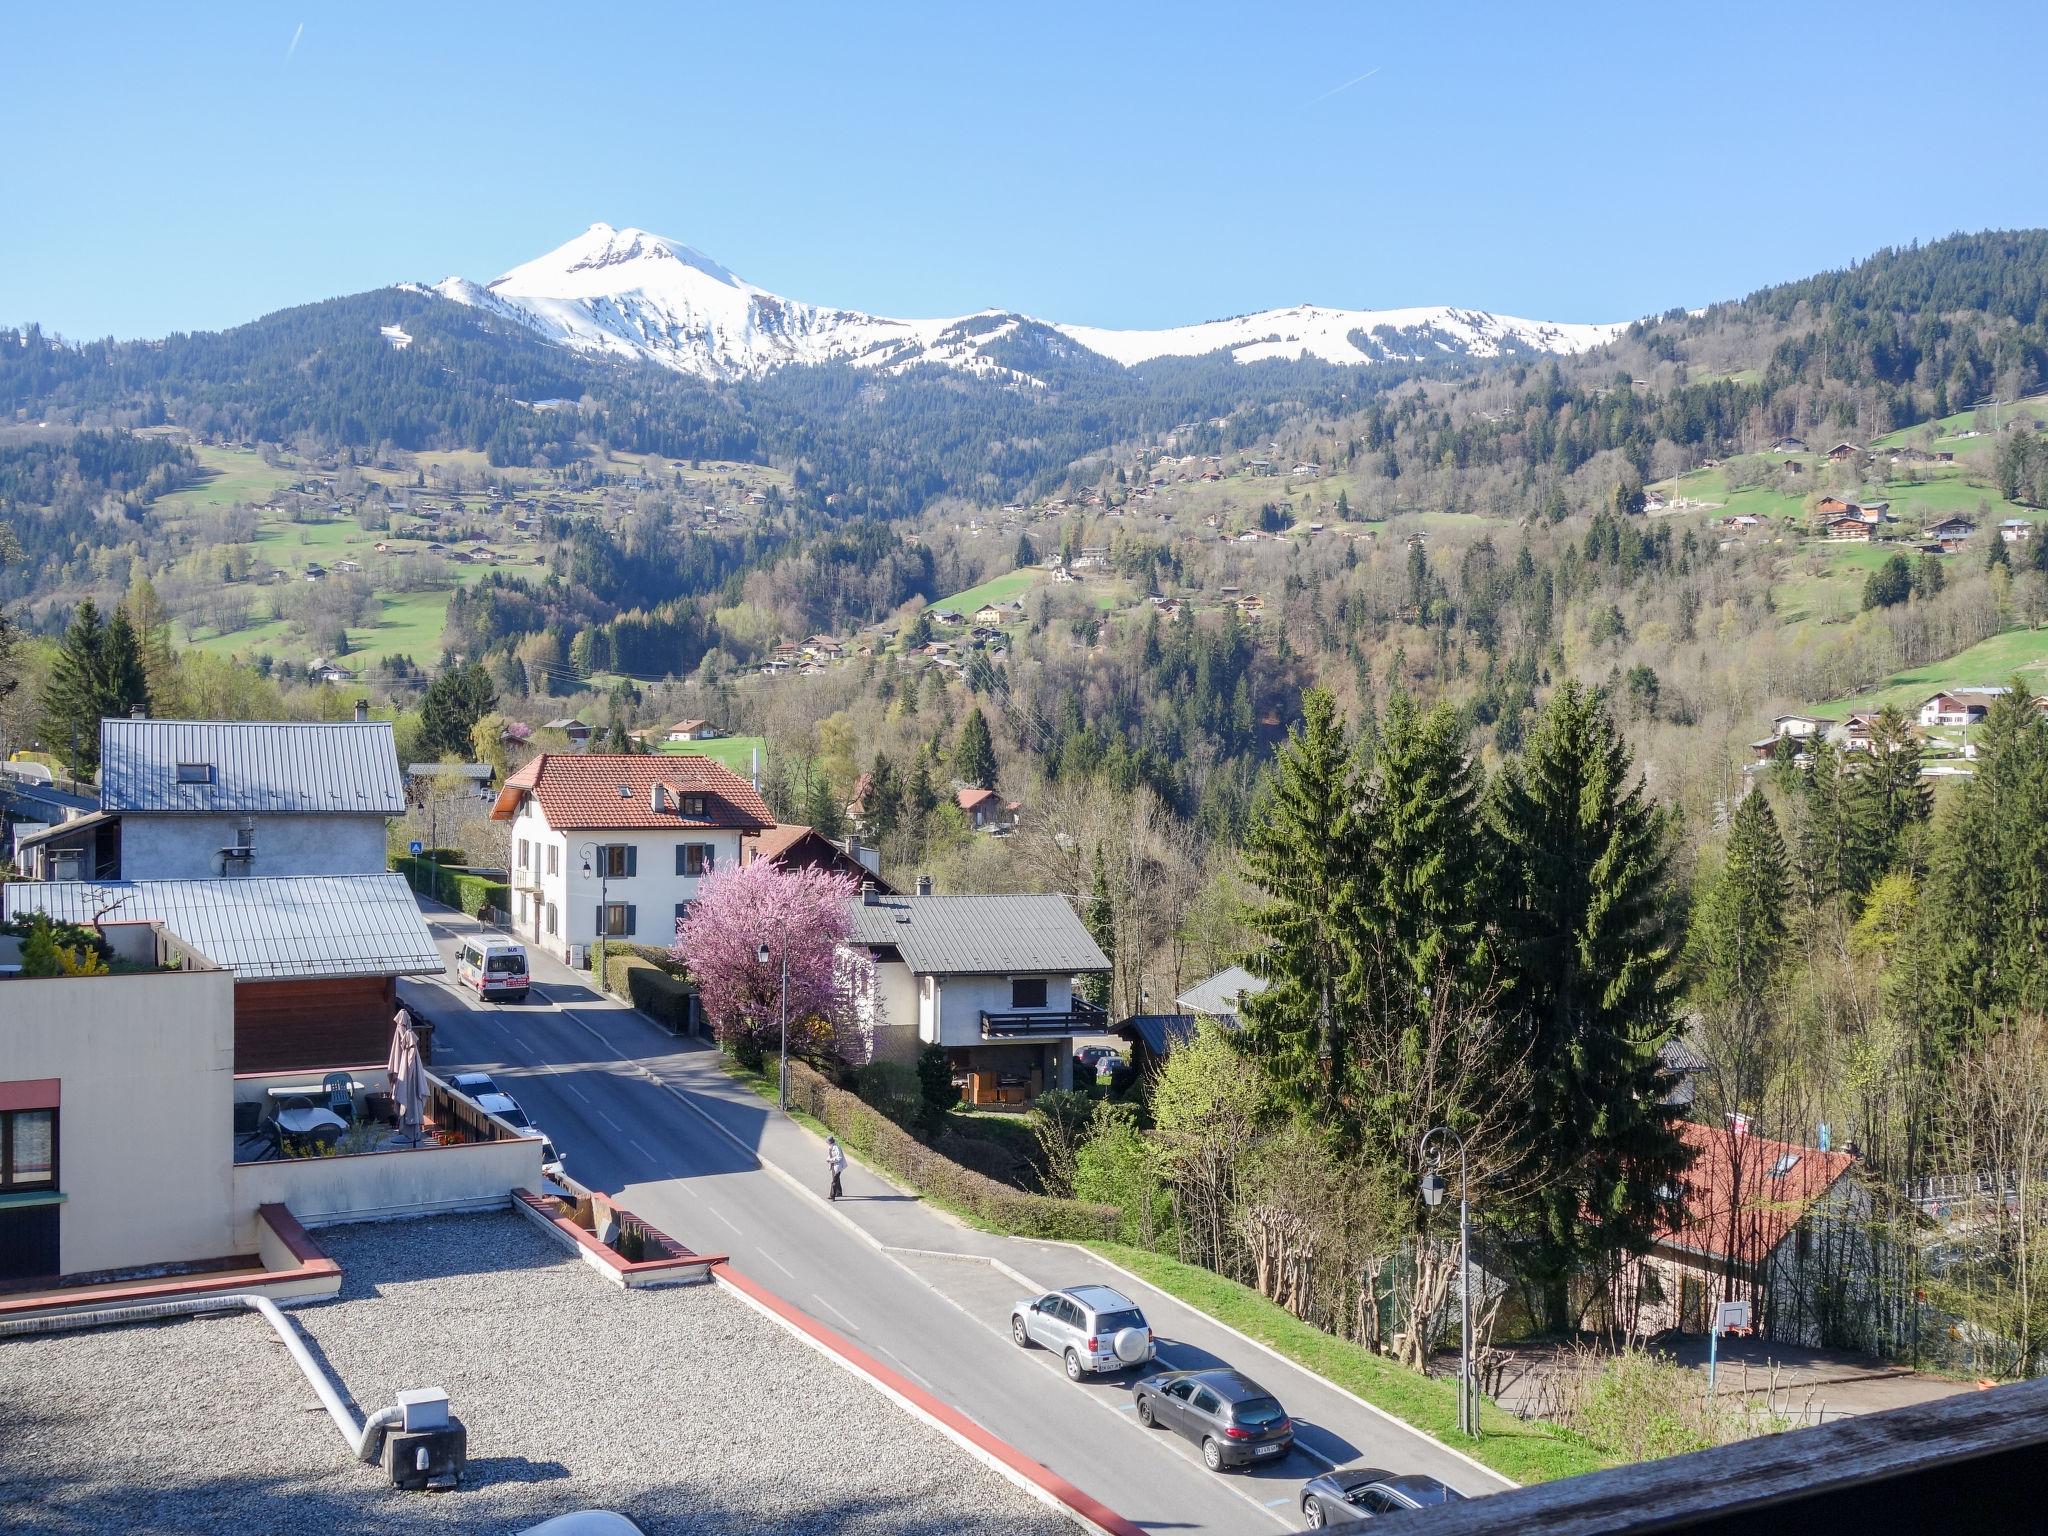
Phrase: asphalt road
[{"left": 403, "top": 906, "right": 1508, "bottom": 1534}]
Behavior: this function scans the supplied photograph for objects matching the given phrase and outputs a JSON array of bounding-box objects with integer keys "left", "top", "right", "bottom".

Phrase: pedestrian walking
[{"left": 826, "top": 1135, "right": 847, "bottom": 1201}]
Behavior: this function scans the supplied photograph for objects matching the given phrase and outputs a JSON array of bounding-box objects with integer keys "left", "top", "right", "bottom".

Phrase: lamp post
[
  {"left": 1420, "top": 1125, "right": 1476, "bottom": 1438},
  {"left": 756, "top": 918, "right": 790, "bottom": 1111},
  {"left": 578, "top": 841, "right": 609, "bottom": 970}
]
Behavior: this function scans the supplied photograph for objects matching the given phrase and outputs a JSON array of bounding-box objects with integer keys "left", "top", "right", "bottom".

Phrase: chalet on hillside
[
  {"left": 1826, "top": 442, "right": 1860, "bottom": 460},
  {"left": 1918, "top": 689, "right": 2006, "bottom": 728}
]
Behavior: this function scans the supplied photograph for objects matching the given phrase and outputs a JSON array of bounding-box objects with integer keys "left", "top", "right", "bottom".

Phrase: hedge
[
  {"left": 604, "top": 952, "right": 695, "bottom": 1030},
  {"left": 783, "top": 1060, "right": 1120, "bottom": 1242},
  {"left": 391, "top": 856, "right": 510, "bottom": 918}
]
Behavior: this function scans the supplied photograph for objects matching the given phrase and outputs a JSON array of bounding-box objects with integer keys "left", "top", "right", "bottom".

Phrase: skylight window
[
  {"left": 176, "top": 762, "right": 215, "bottom": 785},
  {"left": 1769, "top": 1153, "right": 1801, "bottom": 1178}
]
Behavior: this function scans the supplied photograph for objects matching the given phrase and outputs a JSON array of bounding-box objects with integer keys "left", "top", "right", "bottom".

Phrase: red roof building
[{"left": 492, "top": 753, "right": 772, "bottom": 832}]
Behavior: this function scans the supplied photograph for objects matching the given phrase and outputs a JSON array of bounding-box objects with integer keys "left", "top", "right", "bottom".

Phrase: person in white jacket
[{"left": 826, "top": 1135, "right": 847, "bottom": 1201}]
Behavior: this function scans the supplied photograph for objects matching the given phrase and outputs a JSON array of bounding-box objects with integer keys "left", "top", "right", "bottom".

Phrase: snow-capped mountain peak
[{"left": 426, "top": 224, "right": 1623, "bottom": 382}]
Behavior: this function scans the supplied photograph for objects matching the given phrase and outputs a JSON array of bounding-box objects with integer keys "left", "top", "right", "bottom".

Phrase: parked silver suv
[{"left": 1011, "top": 1284, "right": 1156, "bottom": 1379}]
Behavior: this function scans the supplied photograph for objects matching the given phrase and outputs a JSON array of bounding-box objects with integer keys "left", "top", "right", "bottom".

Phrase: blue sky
[{"left": 7, "top": 1, "right": 2047, "bottom": 340}]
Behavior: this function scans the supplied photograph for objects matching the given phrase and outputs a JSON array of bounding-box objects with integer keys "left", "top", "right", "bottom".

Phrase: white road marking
[
  {"left": 813, "top": 1295, "right": 861, "bottom": 1331},
  {"left": 707, "top": 1208, "right": 742, "bottom": 1233},
  {"left": 598, "top": 1110, "right": 625, "bottom": 1131},
  {"left": 758, "top": 1249, "right": 796, "bottom": 1279},
  {"left": 1263, "top": 1497, "right": 1294, "bottom": 1508},
  {"left": 630, "top": 1139, "right": 656, "bottom": 1160}
]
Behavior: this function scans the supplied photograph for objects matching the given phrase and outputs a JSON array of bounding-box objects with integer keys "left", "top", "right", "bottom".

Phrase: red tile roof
[
  {"left": 1659, "top": 1122, "right": 1857, "bottom": 1266},
  {"left": 492, "top": 753, "right": 773, "bottom": 831},
  {"left": 957, "top": 787, "right": 1000, "bottom": 812}
]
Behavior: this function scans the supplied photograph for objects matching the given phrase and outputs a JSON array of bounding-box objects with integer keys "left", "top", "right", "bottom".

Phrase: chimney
[
  {"left": 862, "top": 879, "right": 879, "bottom": 907},
  {"left": 130, "top": 703, "right": 146, "bottom": 719},
  {"left": 650, "top": 782, "right": 668, "bottom": 815},
  {"left": 353, "top": 699, "right": 369, "bottom": 723},
  {"left": 915, "top": 874, "right": 933, "bottom": 897}
]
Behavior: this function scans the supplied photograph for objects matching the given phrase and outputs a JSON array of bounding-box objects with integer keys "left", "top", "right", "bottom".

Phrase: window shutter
[
  {"left": 625, "top": 845, "right": 638, "bottom": 877},
  {"left": 675, "top": 844, "right": 688, "bottom": 877},
  {"left": 625, "top": 904, "right": 638, "bottom": 936}
]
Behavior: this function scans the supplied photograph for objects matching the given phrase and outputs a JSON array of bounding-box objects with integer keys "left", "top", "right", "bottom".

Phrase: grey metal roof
[
  {"left": 1117, "top": 1013, "right": 1200, "bottom": 1057},
  {"left": 99, "top": 718, "right": 406, "bottom": 815},
  {"left": 846, "top": 893, "right": 1108, "bottom": 976},
  {"left": 1175, "top": 964, "right": 1268, "bottom": 1019},
  {"left": 2, "top": 874, "right": 443, "bottom": 980}
]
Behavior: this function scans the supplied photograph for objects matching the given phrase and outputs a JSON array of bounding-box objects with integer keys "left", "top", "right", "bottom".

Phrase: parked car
[
  {"left": 475, "top": 1091, "right": 533, "bottom": 1131},
  {"left": 1011, "top": 1284, "right": 1156, "bottom": 1379},
  {"left": 449, "top": 1071, "right": 498, "bottom": 1100},
  {"left": 1298, "top": 1469, "right": 1463, "bottom": 1526},
  {"left": 1133, "top": 1367, "right": 1293, "bottom": 1471},
  {"left": 1076, "top": 1046, "right": 1123, "bottom": 1071},
  {"left": 530, "top": 1131, "right": 566, "bottom": 1182}
]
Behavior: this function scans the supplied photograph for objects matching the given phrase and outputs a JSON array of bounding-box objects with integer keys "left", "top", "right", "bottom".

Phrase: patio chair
[
  {"left": 306, "top": 1123, "right": 340, "bottom": 1156},
  {"left": 281, "top": 1094, "right": 313, "bottom": 1113},
  {"left": 321, "top": 1072, "right": 355, "bottom": 1123},
  {"left": 232, "top": 1100, "right": 261, "bottom": 1136}
]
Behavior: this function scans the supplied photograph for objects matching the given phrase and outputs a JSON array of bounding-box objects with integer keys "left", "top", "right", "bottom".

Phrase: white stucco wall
[
  {"left": 121, "top": 812, "right": 390, "bottom": 880},
  {"left": 507, "top": 802, "right": 741, "bottom": 961},
  {"left": 3, "top": 970, "right": 239, "bottom": 1275},
  {"left": 856, "top": 955, "right": 923, "bottom": 1066},
  {"left": 233, "top": 1138, "right": 538, "bottom": 1242},
  {"left": 930, "top": 973, "right": 1073, "bottom": 1048}
]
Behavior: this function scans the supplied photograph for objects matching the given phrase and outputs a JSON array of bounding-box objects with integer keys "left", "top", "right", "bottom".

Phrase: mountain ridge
[{"left": 422, "top": 222, "right": 1627, "bottom": 383}]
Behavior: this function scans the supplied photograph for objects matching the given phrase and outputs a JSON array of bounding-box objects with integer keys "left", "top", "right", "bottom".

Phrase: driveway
[{"left": 403, "top": 904, "right": 1508, "bottom": 1533}]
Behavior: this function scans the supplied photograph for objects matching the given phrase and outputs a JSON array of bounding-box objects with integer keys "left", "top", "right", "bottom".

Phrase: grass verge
[
  {"left": 1085, "top": 1241, "right": 1612, "bottom": 1486},
  {"left": 713, "top": 1051, "right": 1603, "bottom": 1483}
]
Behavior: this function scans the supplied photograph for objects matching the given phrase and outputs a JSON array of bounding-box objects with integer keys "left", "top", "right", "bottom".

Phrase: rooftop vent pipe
[
  {"left": 354, "top": 699, "right": 370, "bottom": 723},
  {"left": 915, "top": 874, "right": 933, "bottom": 897},
  {"left": 0, "top": 1293, "right": 410, "bottom": 1465},
  {"left": 130, "top": 704, "right": 146, "bottom": 719}
]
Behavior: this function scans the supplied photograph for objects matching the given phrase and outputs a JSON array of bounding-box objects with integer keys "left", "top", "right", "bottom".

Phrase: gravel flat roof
[{"left": 0, "top": 1210, "right": 1075, "bottom": 1536}]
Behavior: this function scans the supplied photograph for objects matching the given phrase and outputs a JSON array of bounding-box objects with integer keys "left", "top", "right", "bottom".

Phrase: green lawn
[
  {"left": 154, "top": 444, "right": 300, "bottom": 514},
  {"left": 1088, "top": 1243, "right": 1611, "bottom": 1485},
  {"left": 1869, "top": 393, "right": 2046, "bottom": 451},
  {"left": 657, "top": 735, "right": 768, "bottom": 775},
  {"left": 1772, "top": 544, "right": 1899, "bottom": 627},
  {"left": 1816, "top": 626, "right": 2048, "bottom": 713},
  {"left": 936, "top": 568, "right": 1039, "bottom": 614}
]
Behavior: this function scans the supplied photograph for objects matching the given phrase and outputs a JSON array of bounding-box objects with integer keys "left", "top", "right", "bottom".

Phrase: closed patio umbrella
[{"left": 387, "top": 1007, "right": 426, "bottom": 1146}]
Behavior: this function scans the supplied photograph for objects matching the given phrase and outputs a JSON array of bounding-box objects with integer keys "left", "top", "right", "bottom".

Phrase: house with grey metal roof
[
  {"left": 1175, "top": 963, "right": 1268, "bottom": 1027},
  {"left": 4, "top": 874, "right": 444, "bottom": 1073},
  {"left": 843, "top": 882, "right": 1108, "bottom": 1105},
  {"left": 94, "top": 708, "right": 404, "bottom": 880}
]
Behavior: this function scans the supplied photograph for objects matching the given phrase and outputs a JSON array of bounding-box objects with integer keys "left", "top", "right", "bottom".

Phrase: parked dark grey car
[
  {"left": 1132, "top": 1367, "right": 1293, "bottom": 1471},
  {"left": 1298, "top": 1468, "right": 1463, "bottom": 1526}
]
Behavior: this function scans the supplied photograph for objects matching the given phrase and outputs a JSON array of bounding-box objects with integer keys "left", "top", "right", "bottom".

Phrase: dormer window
[
  {"left": 176, "top": 762, "right": 215, "bottom": 786},
  {"left": 679, "top": 794, "right": 707, "bottom": 817}
]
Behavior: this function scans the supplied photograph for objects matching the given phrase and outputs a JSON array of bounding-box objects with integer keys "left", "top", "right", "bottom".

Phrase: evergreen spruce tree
[
  {"left": 1083, "top": 846, "right": 1115, "bottom": 1011},
  {"left": 865, "top": 753, "right": 901, "bottom": 839},
  {"left": 1918, "top": 684, "right": 2048, "bottom": 1052},
  {"left": 953, "top": 707, "right": 997, "bottom": 790},
  {"left": 100, "top": 609, "right": 150, "bottom": 721},
  {"left": 418, "top": 662, "right": 498, "bottom": 761},
  {"left": 1848, "top": 704, "right": 1931, "bottom": 885},
  {"left": 1483, "top": 680, "right": 1687, "bottom": 1323},
  {"left": 39, "top": 600, "right": 111, "bottom": 775},
  {"left": 1237, "top": 688, "right": 1365, "bottom": 1117}
]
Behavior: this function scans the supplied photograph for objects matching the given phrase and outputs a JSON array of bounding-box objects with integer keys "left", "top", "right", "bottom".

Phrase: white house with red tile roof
[{"left": 491, "top": 754, "right": 773, "bottom": 963}]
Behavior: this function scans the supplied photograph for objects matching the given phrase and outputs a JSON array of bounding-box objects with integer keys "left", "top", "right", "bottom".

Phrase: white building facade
[{"left": 493, "top": 754, "right": 773, "bottom": 964}]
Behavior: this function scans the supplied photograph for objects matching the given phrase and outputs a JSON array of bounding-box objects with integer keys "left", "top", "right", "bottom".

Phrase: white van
[{"left": 456, "top": 936, "right": 529, "bottom": 1002}]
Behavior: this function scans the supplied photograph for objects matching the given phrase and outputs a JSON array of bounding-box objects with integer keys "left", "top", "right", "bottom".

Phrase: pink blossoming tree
[{"left": 673, "top": 858, "right": 868, "bottom": 1066}]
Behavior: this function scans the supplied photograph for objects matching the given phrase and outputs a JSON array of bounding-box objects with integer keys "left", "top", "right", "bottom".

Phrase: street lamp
[
  {"left": 578, "top": 841, "right": 609, "bottom": 969},
  {"left": 756, "top": 920, "right": 790, "bottom": 1111},
  {"left": 1420, "top": 1124, "right": 1477, "bottom": 1438}
]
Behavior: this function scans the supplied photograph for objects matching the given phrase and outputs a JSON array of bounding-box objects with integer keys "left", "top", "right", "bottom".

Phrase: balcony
[{"left": 979, "top": 998, "right": 1107, "bottom": 1038}]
